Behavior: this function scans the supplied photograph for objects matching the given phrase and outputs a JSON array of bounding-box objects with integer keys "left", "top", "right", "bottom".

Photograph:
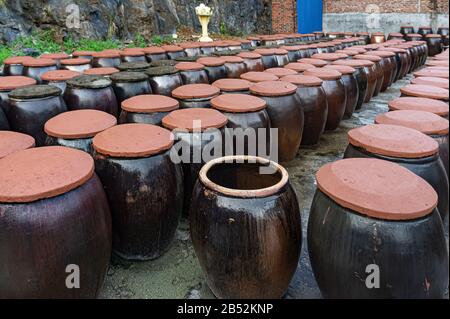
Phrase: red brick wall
[
  {"left": 323, "top": 0, "right": 449, "bottom": 13},
  {"left": 272, "top": 0, "right": 297, "bottom": 33}
]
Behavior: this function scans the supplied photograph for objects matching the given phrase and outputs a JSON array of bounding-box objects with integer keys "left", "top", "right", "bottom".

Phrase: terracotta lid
[
  {"left": 175, "top": 62, "right": 205, "bottom": 71},
  {"left": 254, "top": 48, "right": 276, "bottom": 56},
  {"left": 332, "top": 59, "right": 372, "bottom": 68},
  {"left": 280, "top": 74, "right": 323, "bottom": 87},
  {"left": 400, "top": 84, "right": 449, "bottom": 101},
  {"left": 8, "top": 85, "right": 61, "bottom": 100},
  {"left": 250, "top": 81, "right": 297, "bottom": 97},
  {"left": 41, "top": 53, "right": 70, "bottom": 60},
  {"left": 312, "top": 53, "right": 348, "bottom": 61},
  {"left": 197, "top": 57, "right": 225, "bottom": 67},
  {"left": 240, "top": 71, "right": 279, "bottom": 83},
  {"left": 110, "top": 71, "right": 148, "bottom": 83},
  {"left": 355, "top": 54, "right": 382, "bottom": 62},
  {"left": 222, "top": 56, "right": 244, "bottom": 63},
  {"left": 297, "top": 58, "right": 328, "bottom": 67},
  {"left": 162, "top": 108, "right": 228, "bottom": 132},
  {"left": 93, "top": 124, "right": 173, "bottom": 158},
  {"left": 337, "top": 49, "right": 358, "bottom": 56},
  {"left": 45, "top": 110, "right": 117, "bottom": 139},
  {"left": 375, "top": 110, "right": 449, "bottom": 135},
  {"left": 316, "top": 43, "right": 334, "bottom": 48},
  {"left": 264, "top": 67, "right": 297, "bottom": 78},
  {"left": 179, "top": 42, "right": 201, "bottom": 49},
  {"left": 0, "top": 131, "right": 35, "bottom": 159},
  {"left": 161, "top": 45, "right": 184, "bottom": 52},
  {"left": 280, "top": 45, "right": 301, "bottom": 51},
  {"left": 199, "top": 42, "right": 215, "bottom": 47},
  {"left": 348, "top": 124, "right": 438, "bottom": 158},
  {"left": 22, "top": 58, "right": 56, "bottom": 67},
  {"left": 67, "top": 75, "right": 112, "bottom": 89},
  {"left": 212, "top": 79, "right": 251, "bottom": 92},
  {"left": 304, "top": 68, "right": 342, "bottom": 80},
  {"left": 41, "top": 70, "right": 82, "bottom": 82},
  {"left": 0, "top": 76, "right": 37, "bottom": 91},
  {"left": 211, "top": 94, "right": 266, "bottom": 113},
  {"left": 72, "top": 50, "right": 96, "bottom": 57},
  {"left": 117, "top": 61, "right": 151, "bottom": 71},
  {"left": 145, "top": 66, "right": 179, "bottom": 76},
  {"left": 324, "top": 64, "right": 356, "bottom": 75},
  {"left": 414, "top": 68, "right": 449, "bottom": 79},
  {"left": 4, "top": 56, "right": 33, "bottom": 65},
  {"left": 316, "top": 158, "right": 437, "bottom": 220},
  {"left": 284, "top": 62, "right": 317, "bottom": 72},
  {"left": 388, "top": 97, "right": 449, "bottom": 116},
  {"left": 121, "top": 94, "right": 179, "bottom": 113},
  {"left": 238, "top": 52, "right": 262, "bottom": 59},
  {"left": 407, "top": 33, "right": 422, "bottom": 37},
  {"left": 84, "top": 67, "right": 119, "bottom": 76},
  {"left": 425, "top": 34, "right": 442, "bottom": 38},
  {"left": 368, "top": 51, "right": 396, "bottom": 58},
  {"left": 346, "top": 47, "right": 367, "bottom": 54},
  {"left": 0, "top": 146, "right": 94, "bottom": 203},
  {"left": 412, "top": 76, "right": 449, "bottom": 89},
  {"left": 143, "top": 46, "right": 166, "bottom": 54},
  {"left": 92, "top": 51, "right": 120, "bottom": 58},
  {"left": 382, "top": 47, "right": 407, "bottom": 54},
  {"left": 273, "top": 49, "right": 288, "bottom": 55},
  {"left": 120, "top": 50, "right": 145, "bottom": 57},
  {"left": 60, "top": 58, "right": 91, "bottom": 65},
  {"left": 172, "top": 84, "right": 220, "bottom": 99},
  {"left": 426, "top": 60, "right": 449, "bottom": 67},
  {"left": 389, "top": 33, "right": 404, "bottom": 37},
  {"left": 247, "top": 36, "right": 261, "bottom": 41}
]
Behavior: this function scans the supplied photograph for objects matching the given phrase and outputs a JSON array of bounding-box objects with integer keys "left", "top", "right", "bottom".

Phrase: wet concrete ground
[{"left": 100, "top": 73, "right": 449, "bottom": 299}]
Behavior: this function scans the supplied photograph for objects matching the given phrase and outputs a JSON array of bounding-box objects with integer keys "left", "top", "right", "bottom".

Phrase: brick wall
[
  {"left": 323, "top": 0, "right": 449, "bottom": 13},
  {"left": 272, "top": 0, "right": 297, "bottom": 33}
]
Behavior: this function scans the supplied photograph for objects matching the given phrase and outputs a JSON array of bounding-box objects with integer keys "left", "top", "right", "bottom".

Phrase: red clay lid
[
  {"left": 92, "top": 51, "right": 120, "bottom": 58},
  {"left": 0, "top": 76, "right": 37, "bottom": 91},
  {"left": 162, "top": 108, "right": 228, "bottom": 132},
  {"left": 304, "top": 68, "right": 342, "bottom": 80},
  {"left": 197, "top": 57, "right": 225, "bottom": 67},
  {"left": 407, "top": 33, "right": 422, "bottom": 37},
  {"left": 346, "top": 47, "right": 367, "bottom": 54},
  {"left": 388, "top": 97, "right": 449, "bottom": 116},
  {"left": 93, "top": 124, "right": 173, "bottom": 157},
  {"left": 264, "top": 67, "right": 298, "bottom": 78},
  {"left": 324, "top": 64, "right": 356, "bottom": 75},
  {"left": 237, "top": 52, "right": 262, "bottom": 59},
  {"left": 0, "top": 146, "right": 94, "bottom": 203},
  {"left": 348, "top": 124, "right": 438, "bottom": 158},
  {"left": 41, "top": 70, "right": 82, "bottom": 82},
  {"left": 45, "top": 110, "right": 117, "bottom": 139},
  {"left": 175, "top": 62, "right": 205, "bottom": 71},
  {"left": 273, "top": 48, "right": 288, "bottom": 55},
  {"left": 401, "top": 84, "right": 449, "bottom": 101},
  {"left": 332, "top": 59, "right": 372, "bottom": 68},
  {"left": 312, "top": 53, "right": 348, "bottom": 61},
  {"left": 22, "top": 58, "right": 57, "bottom": 67},
  {"left": 172, "top": 84, "right": 220, "bottom": 99},
  {"left": 143, "top": 46, "right": 166, "bottom": 54},
  {"left": 211, "top": 93, "right": 267, "bottom": 113},
  {"left": 222, "top": 56, "right": 244, "bottom": 63},
  {"left": 280, "top": 74, "right": 323, "bottom": 87},
  {"left": 375, "top": 110, "right": 449, "bottom": 135},
  {"left": 426, "top": 60, "right": 449, "bottom": 67},
  {"left": 84, "top": 67, "right": 120, "bottom": 76},
  {"left": 284, "top": 62, "right": 317, "bottom": 72},
  {"left": 41, "top": 53, "right": 70, "bottom": 60},
  {"left": 121, "top": 94, "right": 179, "bottom": 113},
  {"left": 389, "top": 32, "right": 404, "bottom": 37},
  {"left": 72, "top": 50, "right": 96, "bottom": 57},
  {"left": 120, "top": 50, "right": 145, "bottom": 57},
  {"left": 60, "top": 58, "right": 91, "bottom": 65},
  {"left": 212, "top": 79, "right": 251, "bottom": 92},
  {"left": 414, "top": 68, "right": 449, "bottom": 79},
  {"left": 382, "top": 47, "right": 407, "bottom": 54},
  {"left": 371, "top": 51, "right": 396, "bottom": 58},
  {"left": 254, "top": 48, "right": 276, "bottom": 56},
  {"left": 162, "top": 45, "right": 184, "bottom": 52},
  {"left": 412, "top": 76, "right": 449, "bottom": 89},
  {"left": 3, "top": 56, "right": 33, "bottom": 65},
  {"left": 179, "top": 42, "right": 201, "bottom": 49},
  {"left": 425, "top": 34, "right": 442, "bottom": 38},
  {"left": 240, "top": 71, "right": 279, "bottom": 83},
  {"left": 298, "top": 58, "right": 328, "bottom": 67},
  {"left": 337, "top": 49, "right": 358, "bottom": 56},
  {"left": 250, "top": 81, "right": 297, "bottom": 97},
  {"left": 355, "top": 54, "right": 382, "bottom": 62},
  {"left": 0, "top": 131, "right": 35, "bottom": 159},
  {"left": 316, "top": 158, "right": 438, "bottom": 220}
]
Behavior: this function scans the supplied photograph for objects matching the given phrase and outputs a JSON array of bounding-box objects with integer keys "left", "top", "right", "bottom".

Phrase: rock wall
[{"left": 0, "top": 0, "right": 272, "bottom": 43}]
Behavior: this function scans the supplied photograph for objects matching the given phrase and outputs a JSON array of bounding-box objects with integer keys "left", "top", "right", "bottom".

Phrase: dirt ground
[{"left": 99, "top": 72, "right": 449, "bottom": 299}]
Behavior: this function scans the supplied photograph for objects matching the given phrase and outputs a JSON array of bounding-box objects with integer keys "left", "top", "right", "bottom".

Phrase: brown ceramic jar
[
  {"left": 120, "top": 49, "right": 147, "bottom": 63},
  {"left": 172, "top": 84, "right": 220, "bottom": 109},
  {"left": 354, "top": 54, "right": 383, "bottom": 97},
  {"left": 22, "top": 58, "right": 58, "bottom": 84},
  {"left": 212, "top": 79, "right": 252, "bottom": 94},
  {"left": 60, "top": 58, "right": 92, "bottom": 73},
  {"left": 400, "top": 26, "right": 415, "bottom": 36},
  {"left": 264, "top": 67, "right": 297, "bottom": 78},
  {"left": 144, "top": 66, "right": 183, "bottom": 96},
  {"left": 220, "top": 56, "right": 245, "bottom": 79},
  {"left": 199, "top": 42, "right": 216, "bottom": 55},
  {"left": 41, "top": 70, "right": 82, "bottom": 94},
  {"left": 162, "top": 45, "right": 187, "bottom": 60},
  {"left": 175, "top": 62, "right": 209, "bottom": 85},
  {"left": 418, "top": 26, "right": 434, "bottom": 38},
  {"left": 92, "top": 51, "right": 121, "bottom": 68},
  {"left": 273, "top": 49, "right": 290, "bottom": 67},
  {"left": 325, "top": 65, "right": 359, "bottom": 119},
  {"left": 254, "top": 49, "right": 278, "bottom": 69},
  {"left": 110, "top": 71, "right": 152, "bottom": 105},
  {"left": 382, "top": 47, "right": 410, "bottom": 80},
  {"left": 311, "top": 53, "right": 349, "bottom": 64},
  {"left": 179, "top": 42, "right": 202, "bottom": 57},
  {"left": 237, "top": 52, "right": 264, "bottom": 72},
  {"left": 0, "top": 76, "right": 37, "bottom": 115},
  {"left": 365, "top": 51, "right": 396, "bottom": 91},
  {"left": 2, "top": 56, "right": 33, "bottom": 76},
  {"left": 0, "top": 131, "right": 35, "bottom": 159},
  {"left": 425, "top": 34, "right": 444, "bottom": 56},
  {"left": 196, "top": 57, "right": 228, "bottom": 83},
  {"left": 143, "top": 47, "right": 168, "bottom": 62}
]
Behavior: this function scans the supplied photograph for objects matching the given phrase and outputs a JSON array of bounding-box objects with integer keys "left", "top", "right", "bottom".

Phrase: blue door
[{"left": 297, "top": 0, "right": 323, "bottom": 33}]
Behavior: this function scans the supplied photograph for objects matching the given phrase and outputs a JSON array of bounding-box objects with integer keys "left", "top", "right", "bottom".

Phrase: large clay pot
[
  {"left": 44, "top": 110, "right": 117, "bottom": 154},
  {"left": 172, "top": 84, "right": 220, "bottom": 109},
  {"left": 120, "top": 50, "right": 147, "bottom": 63},
  {"left": 418, "top": 26, "right": 434, "bottom": 39},
  {"left": 308, "top": 158, "right": 448, "bottom": 299},
  {"left": 7, "top": 85, "right": 67, "bottom": 146},
  {"left": 119, "top": 94, "right": 179, "bottom": 126},
  {"left": 345, "top": 124, "right": 449, "bottom": 221},
  {"left": 93, "top": 124, "right": 182, "bottom": 260},
  {"left": 117, "top": 61, "right": 151, "bottom": 73},
  {"left": 381, "top": 47, "right": 410, "bottom": 80},
  {"left": 197, "top": 57, "right": 228, "bottom": 83},
  {"left": 237, "top": 52, "right": 264, "bottom": 72},
  {"left": 64, "top": 75, "right": 119, "bottom": 117},
  {"left": 281, "top": 74, "right": 328, "bottom": 146},
  {"left": 0, "top": 146, "right": 112, "bottom": 298},
  {"left": 388, "top": 33, "right": 405, "bottom": 41},
  {"left": 0, "top": 131, "right": 35, "bottom": 159},
  {"left": 200, "top": 42, "right": 216, "bottom": 55},
  {"left": 41, "top": 70, "right": 81, "bottom": 95},
  {"left": 304, "top": 68, "right": 346, "bottom": 131},
  {"left": 365, "top": 51, "right": 396, "bottom": 91},
  {"left": 254, "top": 49, "right": 277, "bottom": 69},
  {"left": 92, "top": 51, "right": 121, "bottom": 68},
  {"left": 143, "top": 47, "right": 168, "bottom": 63},
  {"left": 110, "top": 71, "right": 152, "bottom": 105},
  {"left": 212, "top": 79, "right": 252, "bottom": 94},
  {"left": 222, "top": 56, "right": 247, "bottom": 79},
  {"left": 22, "top": 58, "right": 58, "bottom": 84},
  {"left": 274, "top": 49, "right": 290, "bottom": 67},
  {"left": 281, "top": 45, "right": 302, "bottom": 62},
  {"left": 250, "top": 81, "right": 303, "bottom": 162},
  {"left": 2, "top": 56, "right": 33, "bottom": 76},
  {"left": 162, "top": 45, "right": 187, "bottom": 60},
  {"left": 406, "top": 33, "right": 423, "bottom": 42},
  {"left": 180, "top": 43, "right": 202, "bottom": 57},
  {"left": 400, "top": 26, "right": 415, "bottom": 36},
  {"left": 426, "top": 34, "right": 443, "bottom": 56},
  {"left": 325, "top": 65, "right": 359, "bottom": 119},
  {"left": 211, "top": 94, "right": 271, "bottom": 156},
  {"left": 354, "top": 54, "right": 384, "bottom": 97},
  {"left": 0, "top": 107, "right": 9, "bottom": 130},
  {"left": 145, "top": 66, "right": 183, "bottom": 97},
  {"left": 175, "top": 62, "right": 209, "bottom": 85},
  {"left": 0, "top": 76, "right": 37, "bottom": 114},
  {"left": 190, "top": 155, "right": 302, "bottom": 299},
  {"left": 60, "top": 58, "right": 92, "bottom": 73}
]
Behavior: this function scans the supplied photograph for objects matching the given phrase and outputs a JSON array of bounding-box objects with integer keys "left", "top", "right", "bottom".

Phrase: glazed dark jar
[
  {"left": 144, "top": 66, "right": 183, "bottom": 96},
  {"left": 426, "top": 34, "right": 443, "bottom": 56},
  {"left": 110, "top": 71, "right": 152, "bottom": 105},
  {"left": 400, "top": 26, "right": 415, "bottom": 36},
  {"left": 280, "top": 45, "right": 301, "bottom": 62},
  {"left": 382, "top": 47, "right": 410, "bottom": 80},
  {"left": 364, "top": 51, "right": 395, "bottom": 91},
  {"left": 395, "top": 44, "right": 418, "bottom": 72},
  {"left": 92, "top": 124, "right": 183, "bottom": 260},
  {"left": 44, "top": 109, "right": 117, "bottom": 154},
  {"left": 162, "top": 45, "right": 187, "bottom": 60},
  {"left": 64, "top": 75, "right": 119, "bottom": 117},
  {"left": 354, "top": 54, "right": 383, "bottom": 98},
  {"left": 0, "top": 107, "right": 9, "bottom": 130},
  {"left": 0, "top": 76, "right": 37, "bottom": 115},
  {"left": 438, "top": 27, "right": 449, "bottom": 37},
  {"left": 375, "top": 110, "right": 450, "bottom": 182},
  {"left": 418, "top": 26, "right": 434, "bottom": 38},
  {"left": 175, "top": 62, "right": 209, "bottom": 85},
  {"left": 221, "top": 56, "right": 247, "bottom": 79},
  {"left": 236, "top": 52, "right": 264, "bottom": 72},
  {"left": 199, "top": 42, "right": 216, "bottom": 55},
  {"left": 60, "top": 58, "right": 92, "bottom": 73},
  {"left": 41, "top": 70, "right": 82, "bottom": 94},
  {"left": 92, "top": 51, "right": 121, "bottom": 68},
  {"left": 304, "top": 68, "right": 347, "bottom": 132},
  {"left": 212, "top": 79, "right": 252, "bottom": 94},
  {"left": 370, "top": 32, "right": 386, "bottom": 44},
  {"left": 356, "top": 32, "right": 371, "bottom": 44},
  {"left": 162, "top": 108, "right": 227, "bottom": 214},
  {"left": 120, "top": 50, "right": 147, "bottom": 63},
  {"left": 0, "top": 146, "right": 112, "bottom": 298},
  {"left": 254, "top": 49, "right": 278, "bottom": 69},
  {"left": 211, "top": 94, "right": 271, "bottom": 156},
  {"left": 22, "top": 58, "right": 58, "bottom": 84},
  {"left": 345, "top": 124, "right": 449, "bottom": 221},
  {"left": 273, "top": 49, "right": 290, "bottom": 67},
  {"left": 196, "top": 57, "right": 228, "bottom": 83},
  {"left": 308, "top": 158, "right": 448, "bottom": 299},
  {"left": 250, "top": 81, "right": 303, "bottom": 162},
  {"left": 281, "top": 74, "right": 328, "bottom": 146},
  {"left": 143, "top": 47, "right": 168, "bottom": 62},
  {"left": 0, "top": 131, "right": 35, "bottom": 159},
  {"left": 172, "top": 84, "right": 220, "bottom": 109},
  {"left": 324, "top": 65, "right": 359, "bottom": 119},
  {"left": 190, "top": 155, "right": 301, "bottom": 299},
  {"left": 2, "top": 56, "right": 33, "bottom": 76},
  {"left": 179, "top": 42, "right": 202, "bottom": 57},
  {"left": 117, "top": 61, "right": 151, "bottom": 73},
  {"left": 7, "top": 85, "right": 67, "bottom": 146},
  {"left": 119, "top": 94, "right": 179, "bottom": 126}
]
